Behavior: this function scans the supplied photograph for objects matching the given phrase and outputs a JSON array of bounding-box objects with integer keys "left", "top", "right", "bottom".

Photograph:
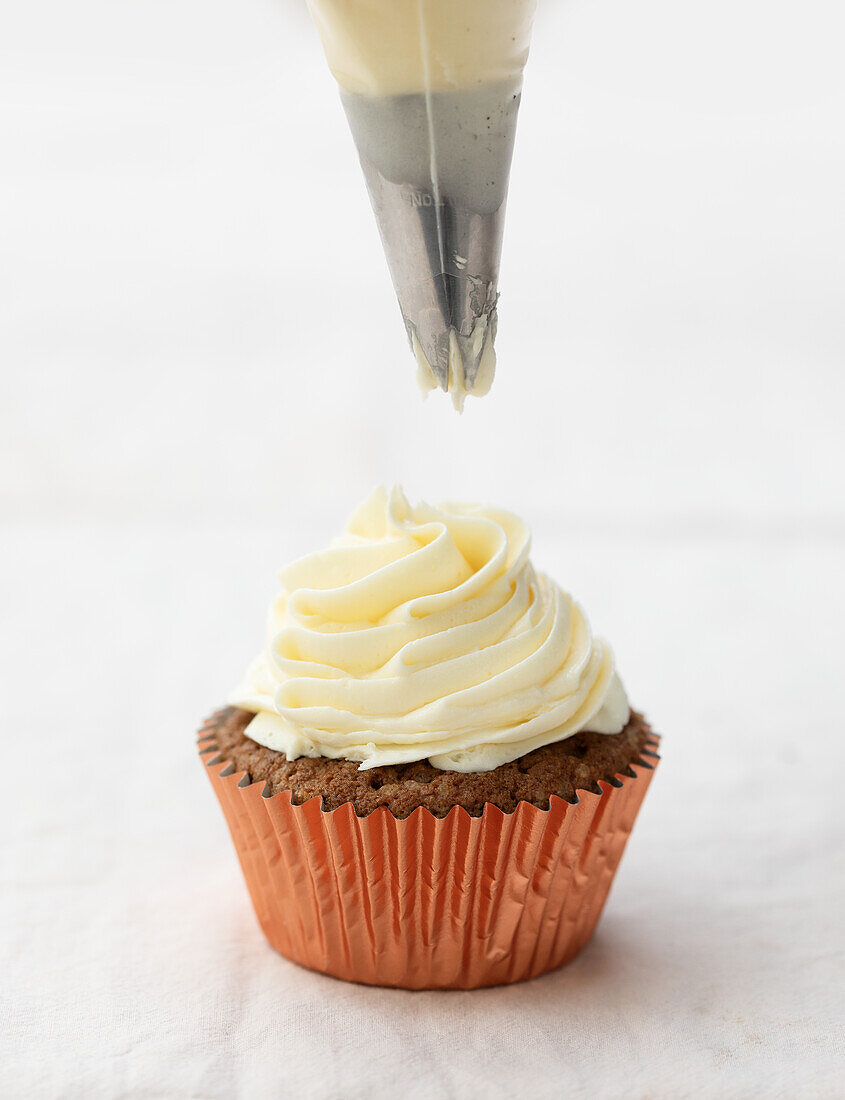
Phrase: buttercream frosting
[
  {"left": 306, "top": 0, "right": 537, "bottom": 96},
  {"left": 229, "top": 488, "right": 630, "bottom": 772}
]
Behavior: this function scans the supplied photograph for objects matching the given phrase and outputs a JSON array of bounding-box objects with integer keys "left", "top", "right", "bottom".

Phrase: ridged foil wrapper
[{"left": 199, "top": 719, "right": 659, "bottom": 990}]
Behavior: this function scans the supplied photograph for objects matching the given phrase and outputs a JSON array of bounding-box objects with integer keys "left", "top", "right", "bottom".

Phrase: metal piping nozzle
[{"left": 340, "top": 78, "right": 523, "bottom": 409}]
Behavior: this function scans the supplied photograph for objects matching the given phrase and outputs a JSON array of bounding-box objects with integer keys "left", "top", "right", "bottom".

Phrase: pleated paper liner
[{"left": 199, "top": 717, "right": 659, "bottom": 990}]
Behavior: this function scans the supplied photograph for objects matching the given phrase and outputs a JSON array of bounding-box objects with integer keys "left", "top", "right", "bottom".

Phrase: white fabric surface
[
  {"left": 4, "top": 527, "right": 843, "bottom": 1098},
  {"left": 2, "top": 0, "right": 844, "bottom": 1096}
]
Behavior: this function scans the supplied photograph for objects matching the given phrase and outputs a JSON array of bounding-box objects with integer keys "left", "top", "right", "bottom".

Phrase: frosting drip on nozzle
[{"left": 307, "top": 0, "right": 537, "bottom": 409}]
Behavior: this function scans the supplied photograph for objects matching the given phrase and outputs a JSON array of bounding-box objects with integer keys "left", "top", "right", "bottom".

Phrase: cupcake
[{"left": 200, "top": 487, "right": 658, "bottom": 989}]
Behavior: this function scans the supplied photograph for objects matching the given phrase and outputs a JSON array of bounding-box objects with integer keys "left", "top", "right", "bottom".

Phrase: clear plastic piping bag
[{"left": 307, "top": 0, "right": 538, "bottom": 409}]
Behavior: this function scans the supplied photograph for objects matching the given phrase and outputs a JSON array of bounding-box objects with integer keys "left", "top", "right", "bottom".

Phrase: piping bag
[{"left": 306, "top": 0, "right": 538, "bottom": 410}]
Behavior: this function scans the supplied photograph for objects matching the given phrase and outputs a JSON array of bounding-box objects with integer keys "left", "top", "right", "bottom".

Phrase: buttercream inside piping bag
[
  {"left": 229, "top": 488, "right": 630, "bottom": 773},
  {"left": 305, "top": 0, "right": 538, "bottom": 410}
]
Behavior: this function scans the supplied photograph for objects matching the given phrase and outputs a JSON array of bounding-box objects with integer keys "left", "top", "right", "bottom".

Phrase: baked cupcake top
[{"left": 229, "top": 487, "right": 630, "bottom": 772}]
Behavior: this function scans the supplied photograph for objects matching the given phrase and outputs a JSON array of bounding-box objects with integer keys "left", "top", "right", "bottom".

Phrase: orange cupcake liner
[{"left": 199, "top": 720, "right": 659, "bottom": 990}]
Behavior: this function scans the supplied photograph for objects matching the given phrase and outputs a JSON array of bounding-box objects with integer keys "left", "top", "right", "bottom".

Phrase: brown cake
[{"left": 201, "top": 705, "right": 656, "bottom": 819}]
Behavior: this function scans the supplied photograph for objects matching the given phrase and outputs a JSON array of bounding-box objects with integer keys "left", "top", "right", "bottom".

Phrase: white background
[{"left": 2, "top": 0, "right": 844, "bottom": 1096}]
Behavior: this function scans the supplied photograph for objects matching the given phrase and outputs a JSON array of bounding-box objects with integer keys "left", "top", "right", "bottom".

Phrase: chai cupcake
[{"left": 199, "top": 487, "right": 658, "bottom": 989}]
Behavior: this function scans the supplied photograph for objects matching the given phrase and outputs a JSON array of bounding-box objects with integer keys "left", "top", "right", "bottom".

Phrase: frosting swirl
[{"left": 229, "top": 488, "right": 630, "bottom": 772}]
